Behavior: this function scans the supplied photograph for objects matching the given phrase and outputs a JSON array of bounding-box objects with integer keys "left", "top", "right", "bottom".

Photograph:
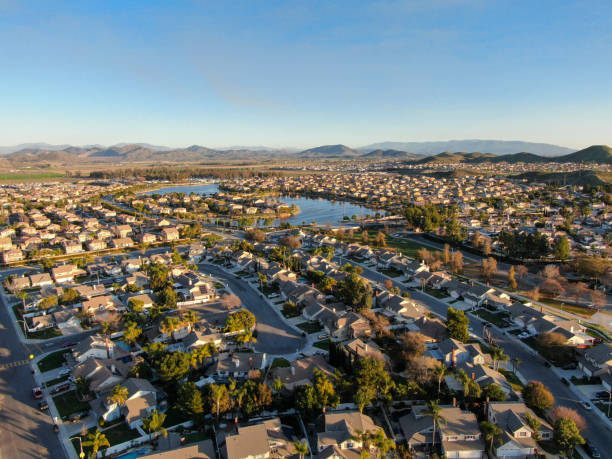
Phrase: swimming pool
[{"left": 115, "top": 447, "right": 151, "bottom": 459}]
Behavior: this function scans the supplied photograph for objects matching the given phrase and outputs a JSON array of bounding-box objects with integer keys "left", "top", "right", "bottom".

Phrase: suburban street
[
  {"left": 348, "top": 260, "right": 612, "bottom": 459},
  {"left": 0, "top": 275, "right": 66, "bottom": 459},
  {"left": 198, "top": 263, "right": 306, "bottom": 355}
]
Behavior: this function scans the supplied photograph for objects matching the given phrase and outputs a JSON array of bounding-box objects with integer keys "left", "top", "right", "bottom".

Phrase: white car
[
  {"left": 58, "top": 368, "right": 71, "bottom": 377},
  {"left": 582, "top": 401, "right": 593, "bottom": 411}
]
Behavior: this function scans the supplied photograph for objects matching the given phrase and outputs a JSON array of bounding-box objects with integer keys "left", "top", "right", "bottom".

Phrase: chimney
[
  {"left": 451, "top": 348, "right": 456, "bottom": 367},
  {"left": 290, "top": 366, "right": 295, "bottom": 376},
  {"left": 234, "top": 358, "right": 240, "bottom": 368},
  {"left": 249, "top": 356, "right": 253, "bottom": 369},
  {"left": 364, "top": 344, "right": 368, "bottom": 352},
  {"left": 453, "top": 397, "right": 456, "bottom": 407},
  {"left": 471, "top": 372, "right": 475, "bottom": 380}
]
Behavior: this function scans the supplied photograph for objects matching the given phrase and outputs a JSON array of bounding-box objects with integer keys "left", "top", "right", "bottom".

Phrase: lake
[{"left": 144, "top": 183, "right": 374, "bottom": 226}]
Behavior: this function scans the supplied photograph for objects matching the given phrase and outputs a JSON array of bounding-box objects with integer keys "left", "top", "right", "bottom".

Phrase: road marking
[{"left": 0, "top": 359, "right": 29, "bottom": 370}]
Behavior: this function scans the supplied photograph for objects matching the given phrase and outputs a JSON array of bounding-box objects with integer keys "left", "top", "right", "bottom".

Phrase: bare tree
[
  {"left": 481, "top": 257, "right": 498, "bottom": 281},
  {"left": 220, "top": 293, "right": 241, "bottom": 310},
  {"left": 515, "top": 265, "right": 529, "bottom": 279}
]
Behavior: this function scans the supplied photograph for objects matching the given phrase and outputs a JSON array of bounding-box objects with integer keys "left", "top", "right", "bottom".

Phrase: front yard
[
  {"left": 296, "top": 321, "right": 323, "bottom": 334},
  {"left": 313, "top": 339, "right": 331, "bottom": 351},
  {"left": 472, "top": 308, "right": 512, "bottom": 328},
  {"left": 38, "top": 350, "right": 68, "bottom": 372},
  {"left": 53, "top": 390, "right": 90, "bottom": 419}
]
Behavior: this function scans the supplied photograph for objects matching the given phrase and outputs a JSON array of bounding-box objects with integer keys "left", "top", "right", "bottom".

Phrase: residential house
[
  {"left": 487, "top": 402, "right": 553, "bottom": 458},
  {"left": 438, "top": 338, "right": 491, "bottom": 367},
  {"left": 579, "top": 343, "right": 612, "bottom": 377},
  {"left": 223, "top": 418, "right": 296, "bottom": 459},
  {"left": 317, "top": 411, "right": 382, "bottom": 455},
  {"left": 343, "top": 338, "right": 388, "bottom": 363},
  {"left": 269, "top": 355, "right": 335, "bottom": 391},
  {"left": 210, "top": 352, "right": 267, "bottom": 380}
]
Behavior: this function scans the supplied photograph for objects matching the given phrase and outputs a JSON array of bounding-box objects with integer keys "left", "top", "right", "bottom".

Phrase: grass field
[
  {"left": 0, "top": 172, "right": 64, "bottom": 182},
  {"left": 313, "top": 339, "right": 331, "bottom": 351},
  {"left": 296, "top": 321, "right": 323, "bottom": 334}
]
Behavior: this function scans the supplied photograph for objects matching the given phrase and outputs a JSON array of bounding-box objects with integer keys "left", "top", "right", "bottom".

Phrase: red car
[{"left": 32, "top": 387, "right": 43, "bottom": 399}]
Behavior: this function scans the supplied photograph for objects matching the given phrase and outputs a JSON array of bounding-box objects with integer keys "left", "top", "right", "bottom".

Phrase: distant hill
[
  {"left": 298, "top": 144, "right": 363, "bottom": 158},
  {"left": 360, "top": 139, "right": 575, "bottom": 156},
  {"left": 413, "top": 151, "right": 495, "bottom": 164},
  {"left": 555, "top": 145, "right": 612, "bottom": 164},
  {"left": 515, "top": 170, "right": 612, "bottom": 186},
  {"left": 361, "top": 149, "right": 421, "bottom": 159}
]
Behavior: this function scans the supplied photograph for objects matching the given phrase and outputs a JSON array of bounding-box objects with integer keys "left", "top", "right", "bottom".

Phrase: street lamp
[{"left": 73, "top": 436, "right": 85, "bottom": 459}]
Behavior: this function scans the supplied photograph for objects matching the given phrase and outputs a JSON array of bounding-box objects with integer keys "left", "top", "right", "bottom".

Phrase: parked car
[
  {"left": 50, "top": 383, "right": 71, "bottom": 394},
  {"left": 38, "top": 400, "right": 49, "bottom": 411},
  {"left": 562, "top": 362, "right": 578, "bottom": 370},
  {"left": 62, "top": 342, "right": 77, "bottom": 348},
  {"left": 544, "top": 361, "right": 552, "bottom": 368},
  {"left": 595, "top": 391, "right": 610, "bottom": 399},
  {"left": 32, "top": 387, "right": 43, "bottom": 399},
  {"left": 584, "top": 441, "right": 601, "bottom": 458},
  {"left": 68, "top": 411, "right": 88, "bottom": 422},
  {"left": 561, "top": 377, "right": 570, "bottom": 386},
  {"left": 58, "top": 368, "right": 71, "bottom": 377},
  {"left": 582, "top": 401, "right": 593, "bottom": 410}
]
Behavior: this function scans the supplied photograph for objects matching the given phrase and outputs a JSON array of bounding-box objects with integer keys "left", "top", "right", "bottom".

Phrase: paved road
[
  {"left": 0, "top": 277, "right": 66, "bottom": 459},
  {"left": 348, "top": 260, "right": 612, "bottom": 458},
  {"left": 198, "top": 263, "right": 306, "bottom": 355}
]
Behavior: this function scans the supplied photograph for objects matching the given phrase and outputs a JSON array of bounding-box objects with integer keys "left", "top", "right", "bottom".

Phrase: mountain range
[
  {"left": 0, "top": 141, "right": 610, "bottom": 165},
  {"left": 359, "top": 139, "right": 575, "bottom": 156}
]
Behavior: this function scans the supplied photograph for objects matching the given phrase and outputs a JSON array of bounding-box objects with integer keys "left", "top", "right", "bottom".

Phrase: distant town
[{"left": 0, "top": 146, "right": 611, "bottom": 459}]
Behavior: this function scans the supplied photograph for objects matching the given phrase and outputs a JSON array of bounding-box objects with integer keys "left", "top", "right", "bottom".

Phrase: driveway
[{"left": 197, "top": 263, "right": 306, "bottom": 355}]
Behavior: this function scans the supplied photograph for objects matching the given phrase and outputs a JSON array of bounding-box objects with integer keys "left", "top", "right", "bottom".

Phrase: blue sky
[{"left": 1, "top": 0, "right": 611, "bottom": 149}]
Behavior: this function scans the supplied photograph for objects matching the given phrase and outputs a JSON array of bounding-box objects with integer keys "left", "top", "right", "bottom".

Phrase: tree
[
  {"left": 60, "top": 288, "right": 78, "bottom": 304},
  {"left": 480, "top": 421, "right": 502, "bottom": 453},
  {"left": 508, "top": 266, "right": 517, "bottom": 290},
  {"left": 433, "top": 363, "right": 446, "bottom": 396},
  {"left": 551, "top": 407, "right": 586, "bottom": 432},
  {"left": 554, "top": 236, "right": 571, "bottom": 260},
  {"left": 142, "top": 409, "right": 167, "bottom": 441},
  {"left": 554, "top": 417, "right": 584, "bottom": 457},
  {"left": 528, "top": 286, "right": 540, "bottom": 301},
  {"left": 313, "top": 368, "right": 339, "bottom": 411},
  {"left": 107, "top": 384, "right": 128, "bottom": 407},
  {"left": 539, "top": 278, "right": 565, "bottom": 297},
  {"left": 224, "top": 310, "right": 256, "bottom": 333},
  {"left": 293, "top": 440, "right": 309, "bottom": 459},
  {"left": 370, "top": 428, "right": 395, "bottom": 458},
  {"left": 446, "top": 307, "right": 469, "bottom": 342},
  {"left": 374, "top": 231, "right": 386, "bottom": 248},
  {"left": 82, "top": 429, "right": 110, "bottom": 459},
  {"left": 481, "top": 257, "right": 498, "bottom": 281},
  {"left": 450, "top": 251, "right": 463, "bottom": 273},
  {"left": 220, "top": 293, "right": 241, "bottom": 309},
  {"left": 281, "top": 235, "right": 301, "bottom": 250},
  {"left": 123, "top": 321, "right": 142, "bottom": 346},
  {"left": 159, "top": 286, "right": 177, "bottom": 309},
  {"left": 442, "top": 244, "right": 451, "bottom": 265},
  {"left": 523, "top": 381, "right": 555, "bottom": 412},
  {"left": 515, "top": 265, "right": 529, "bottom": 278},
  {"left": 16, "top": 290, "right": 28, "bottom": 309},
  {"left": 576, "top": 256, "right": 611, "bottom": 285},
  {"left": 208, "top": 384, "right": 232, "bottom": 421},
  {"left": 177, "top": 381, "right": 204, "bottom": 417},
  {"left": 590, "top": 289, "right": 606, "bottom": 309},
  {"left": 339, "top": 273, "right": 373, "bottom": 310},
  {"left": 156, "top": 351, "right": 191, "bottom": 382},
  {"left": 423, "top": 400, "right": 446, "bottom": 450},
  {"left": 483, "top": 383, "right": 507, "bottom": 401},
  {"left": 354, "top": 358, "right": 393, "bottom": 411},
  {"left": 491, "top": 345, "right": 508, "bottom": 371},
  {"left": 402, "top": 332, "right": 426, "bottom": 359},
  {"left": 525, "top": 412, "right": 542, "bottom": 441},
  {"left": 361, "top": 230, "right": 369, "bottom": 245}
]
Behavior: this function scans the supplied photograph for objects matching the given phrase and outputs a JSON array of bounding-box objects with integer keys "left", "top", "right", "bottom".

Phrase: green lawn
[
  {"left": 28, "top": 327, "right": 62, "bottom": 339},
  {"left": 423, "top": 286, "right": 447, "bottom": 299},
  {"left": 102, "top": 423, "right": 140, "bottom": 445},
  {"left": 45, "top": 374, "right": 69, "bottom": 387},
  {"left": 296, "top": 321, "right": 323, "bottom": 334},
  {"left": 164, "top": 404, "right": 189, "bottom": 428},
  {"left": 38, "top": 350, "right": 68, "bottom": 372},
  {"left": 282, "top": 303, "right": 301, "bottom": 318},
  {"left": 472, "top": 309, "right": 511, "bottom": 328},
  {"left": 0, "top": 172, "right": 64, "bottom": 182},
  {"left": 52, "top": 390, "right": 90, "bottom": 419},
  {"left": 270, "top": 357, "right": 291, "bottom": 368},
  {"left": 380, "top": 268, "right": 403, "bottom": 278},
  {"left": 313, "top": 339, "right": 331, "bottom": 351},
  {"left": 499, "top": 368, "right": 524, "bottom": 392}
]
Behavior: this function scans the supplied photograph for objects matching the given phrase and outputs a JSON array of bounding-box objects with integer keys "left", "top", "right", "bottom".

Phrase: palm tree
[
  {"left": 511, "top": 357, "right": 522, "bottom": 375},
  {"left": 480, "top": 421, "right": 502, "bottom": 453},
  {"left": 142, "top": 409, "right": 167, "bottom": 442},
  {"left": 433, "top": 363, "right": 446, "bottom": 396},
  {"left": 189, "top": 345, "right": 213, "bottom": 369},
  {"left": 423, "top": 400, "right": 446, "bottom": 451},
  {"left": 82, "top": 429, "right": 110, "bottom": 459},
  {"left": 491, "top": 346, "right": 508, "bottom": 371},
  {"left": 107, "top": 384, "right": 128, "bottom": 407},
  {"left": 370, "top": 428, "right": 395, "bottom": 458},
  {"left": 455, "top": 369, "right": 470, "bottom": 398},
  {"left": 210, "top": 384, "right": 228, "bottom": 421},
  {"left": 101, "top": 321, "right": 111, "bottom": 336},
  {"left": 293, "top": 440, "right": 309, "bottom": 459},
  {"left": 16, "top": 291, "right": 28, "bottom": 309},
  {"left": 350, "top": 430, "right": 372, "bottom": 457},
  {"left": 235, "top": 331, "right": 257, "bottom": 348},
  {"left": 273, "top": 376, "right": 285, "bottom": 393},
  {"left": 75, "top": 377, "right": 90, "bottom": 400}
]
